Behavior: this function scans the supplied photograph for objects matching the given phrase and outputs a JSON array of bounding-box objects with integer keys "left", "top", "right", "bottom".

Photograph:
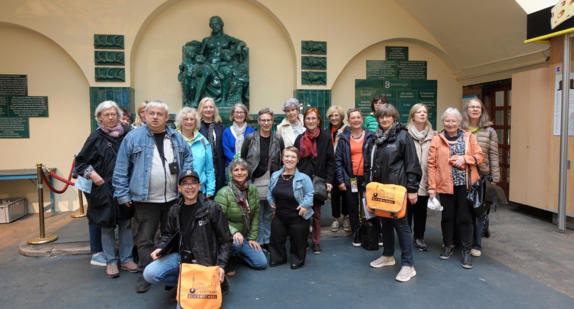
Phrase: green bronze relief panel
[
  {"left": 301, "top": 71, "right": 326, "bottom": 85},
  {"left": 302, "top": 56, "right": 327, "bottom": 70},
  {"left": 95, "top": 67, "right": 125, "bottom": 82},
  {"left": 94, "top": 34, "right": 124, "bottom": 49},
  {"left": 94, "top": 51, "right": 125, "bottom": 66},
  {"left": 302, "top": 41, "right": 327, "bottom": 55}
]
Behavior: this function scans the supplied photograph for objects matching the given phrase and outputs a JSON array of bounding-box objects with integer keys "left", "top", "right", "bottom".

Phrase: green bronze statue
[{"left": 180, "top": 16, "right": 249, "bottom": 108}]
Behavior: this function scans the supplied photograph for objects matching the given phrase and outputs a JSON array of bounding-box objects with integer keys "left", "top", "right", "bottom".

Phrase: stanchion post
[
  {"left": 72, "top": 189, "right": 87, "bottom": 218},
  {"left": 27, "top": 163, "right": 58, "bottom": 245}
]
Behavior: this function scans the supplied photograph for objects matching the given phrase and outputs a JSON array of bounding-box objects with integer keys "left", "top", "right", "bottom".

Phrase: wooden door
[{"left": 491, "top": 85, "right": 512, "bottom": 195}]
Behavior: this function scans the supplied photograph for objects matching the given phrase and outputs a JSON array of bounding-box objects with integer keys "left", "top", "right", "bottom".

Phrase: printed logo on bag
[
  {"left": 198, "top": 219, "right": 208, "bottom": 226},
  {"left": 372, "top": 186, "right": 396, "bottom": 204},
  {"left": 187, "top": 273, "right": 218, "bottom": 299}
]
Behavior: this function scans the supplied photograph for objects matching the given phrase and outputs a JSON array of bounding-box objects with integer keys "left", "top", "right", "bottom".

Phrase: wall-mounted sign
[
  {"left": 0, "top": 118, "right": 29, "bottom": 138},
  {"left": 386, "top": 46, "right": 408, "bottom": 61},
  {"left": 526, "top": 2, "right": 574, "bottom": 43},
  {"left": 0, "top": 75, "right": 27, "bottom": 96},
  {"left": 367, "top": 60, "right": 427, "bottom": 80}
]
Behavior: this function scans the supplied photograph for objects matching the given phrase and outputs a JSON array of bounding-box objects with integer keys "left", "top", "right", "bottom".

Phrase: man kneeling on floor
[{"left": 143, "top": 170, "right": 233, "bottom": 302}]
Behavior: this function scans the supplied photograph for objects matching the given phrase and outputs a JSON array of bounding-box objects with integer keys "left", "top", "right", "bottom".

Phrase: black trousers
[
  {"left": 330, "top": 185, "right": 348, "bottom": 218},
  {"left": 269, "top": 216, "right": 308, "bottom": 266},
  {"left": 440, "top": 186, "right": 473, "bottom": 252},
  {"left": 343, "top": 176, "right": 365, "bottom": 235},
  {"left": 407, "top": 195, "right": 429, "bottom": 240},
  {"left": 133, "top": 200, "right": 175, "bottom": 272}
]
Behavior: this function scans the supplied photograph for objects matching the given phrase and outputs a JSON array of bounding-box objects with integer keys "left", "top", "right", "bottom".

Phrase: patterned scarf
[
  {"left": 233, "top": 122, "right": 247, "bottom": 154},
  {"left": 300, "top": 128, "right": 320, "bottom": 159},
  {"left": 99, "top": 123, "right": 124, "bottom": 137},
  {"left": 374, "top": 122, "right": 397, "bottom": 145},
  {"left": 205, "top": 121, "right": 217, "bottom": 175},
  {"left": 230, "top": 181, "right": 251, "bottom": 235}
]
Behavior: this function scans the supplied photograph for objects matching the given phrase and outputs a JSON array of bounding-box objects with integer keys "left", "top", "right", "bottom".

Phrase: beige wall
[
  {"left": 332, "top": 40, "right": 462, "bottom": 131},
  {"left": 0, "top": 25, "right": 90, "bottom": 213}
]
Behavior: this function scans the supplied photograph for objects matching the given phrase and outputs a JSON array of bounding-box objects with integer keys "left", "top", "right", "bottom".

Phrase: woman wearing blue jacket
[
  {"left": 267, "top": 146, "right": 314, "bottom": 269},
  {"left": 222, "top": 103, "right": 255, "bottom": 180},
  {"left": 175, "top": 107, "right": 216, "bottom": 197}
]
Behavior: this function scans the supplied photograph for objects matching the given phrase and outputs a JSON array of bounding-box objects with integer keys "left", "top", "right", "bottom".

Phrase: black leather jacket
[
  {"left": 155, "top": 193, "right": 232, "bottom": 268},
  {"left": 364, "top": 124, "right": 422, "bottom": 193},
  {"left": 241, "top": 131, "right": 285, "bottom": 180}
]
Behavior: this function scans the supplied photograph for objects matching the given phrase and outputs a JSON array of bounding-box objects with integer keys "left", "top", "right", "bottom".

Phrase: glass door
[{"left": 491, "top": 85, "right": 511, "bottom": 195}]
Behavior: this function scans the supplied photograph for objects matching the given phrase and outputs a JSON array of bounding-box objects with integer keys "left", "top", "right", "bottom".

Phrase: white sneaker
[
  {"left": 331, "top": 220, "right": 339, "bottom": 232},
  {"left": 342, "top": 219, "right": 351, "bottom": 232},
  {"left": 396, "top": 266, "right": 416, "bottom": 282},
  {"left": 370, "top": 255, "right": 395, "bottom": 268},
  {"left": 90, "top": 252, "right": 107, "bottom": 266},
  {"left": 471, "top": 249, "right": 482, "bottom": 257}
]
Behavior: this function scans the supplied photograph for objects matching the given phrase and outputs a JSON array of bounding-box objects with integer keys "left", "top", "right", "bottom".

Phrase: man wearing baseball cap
[{"left": 143, "top": 170, "right": 232, "bottom": 298}]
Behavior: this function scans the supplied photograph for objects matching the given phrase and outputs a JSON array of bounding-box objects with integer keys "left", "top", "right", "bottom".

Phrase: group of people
[{"left": 74, "top": 94, "right": 499, "bottom": 305}]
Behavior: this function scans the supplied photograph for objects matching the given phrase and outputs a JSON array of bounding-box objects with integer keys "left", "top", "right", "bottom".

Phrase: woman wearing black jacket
[
  {"left": 75, "top": 100, "right": 135, "bottom": 279},
  {"left": 365, "top": 104, "right": 422, "bottom": 282},
  {"left": 198, "top": 97, "right": 227, "bottom": 192},
  {"left": 294, "top": 108, "right": 336, "bottom": 254}
]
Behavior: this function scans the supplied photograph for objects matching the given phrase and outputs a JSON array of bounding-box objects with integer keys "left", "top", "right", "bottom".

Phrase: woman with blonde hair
[
  {"left": 133, "top": 101, "right": 149, "bottom": 128},
  {"left": 198, "top": 97, "right": 226, "bottom": 193},
  {"left": 405, "top": 103, "right": 436, "bottom": 251}
]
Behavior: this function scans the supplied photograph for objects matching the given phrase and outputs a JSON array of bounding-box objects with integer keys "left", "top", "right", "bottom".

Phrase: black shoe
[
  {"left": 221, "top": 275, "right": 230, "bottom": 295},
  {"left": 261, "top": 243, "right": 269, "bottom": 253},
  {"left": 352, "top": 233, "right": 361, "bottom": 247},
  {"left": 136, "top": 276, "right": 150, "bottom": 293},
  {"left": 168, "top": 288, "right": 177, "bottom": 303},
  {"left": 414, "top": 239, "right": 429, "bottom": 251},
  {"left": 313, "top": 244, "right": 322, "bottom": 255},
  {"left": 225, "top": 260, "right": 235, "bottom": 277},
  {"left": 269, "top": 260, "right": 286, "bottom": 267},
  {"left": 462, "top": 251, "right": 473, "bottom": 269},
  {"left": 378, "top": 233, "right": 383, "bottom": 247},
  {"left": 290, "top": 262, "right": 304, "bottom": 269},
  {"left": 306, "top": 241, "right": 310, "bottom": 250},
  {"left": 439, "top": 246, "right": 453, "bottom": 260}
]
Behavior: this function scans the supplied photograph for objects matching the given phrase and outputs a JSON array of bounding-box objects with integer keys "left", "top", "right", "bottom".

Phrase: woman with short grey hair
[
  {"left": 76, "top": 100, "right": 136, "bottom": 278},
  {"left": 222, "top": 103, "right": 255, "bottom": 180},
  {"left": 462, "top": 98, "right": 500, "bottom": 257},
  {"left": 277, "top": 98, "right": 305, "bottom": 147}
]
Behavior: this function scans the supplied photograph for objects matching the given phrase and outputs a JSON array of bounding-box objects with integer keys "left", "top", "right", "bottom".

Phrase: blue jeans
[
  {"left": 143, "top": 252, "right": 180, "bottom": 287},
  {"left": 101, "top": 218, "right": 134, "bottom": 265},
  {"left": 380, "top": 216, "right": 414, "bottom": 266},
  {"left": 256, "top": 200, "right": 273, "bottom": 245},
  {"left": 89, "top": 225, "right": 102, "bottom": 253},
  {"left": 231, "top": 239, "right": 268, "bottom": 269}
]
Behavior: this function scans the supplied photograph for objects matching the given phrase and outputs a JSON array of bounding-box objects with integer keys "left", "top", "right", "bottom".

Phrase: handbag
[
  {"left": 177, "top": 263, "right": 222, "bottom": 309},
  {"left": 365, "top": 182, "right": 408, "bottom": 219},
  {"left": 466, "top": 156, "right": 489, "bottom": 218},
  {"left": 356, "top": 220, "right": 379, "bottom": 251},
  {"left": 312, "top": 176, "right": 328, "bottom": 201}
]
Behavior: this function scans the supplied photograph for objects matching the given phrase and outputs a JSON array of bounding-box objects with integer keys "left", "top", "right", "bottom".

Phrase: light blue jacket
[
  {"left": 267, "top": 167, "right": 315, "bottom": 220},
  {"left": 113, "top": 125, "right": 194, "bottom": 204},
  {"left": 180, "top": 131, "right": 216, "bottom": 196}
]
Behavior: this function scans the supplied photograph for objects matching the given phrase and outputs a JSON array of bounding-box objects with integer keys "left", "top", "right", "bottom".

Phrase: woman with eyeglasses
[
  {"left": 428, "top": 108, "right": 483, "bottom": 269},
  {"left": 462, "top": 98, "right": 500, "bottom": 257},
  {"left": 222, "top": 103, "right": 255, "bottom": 181},
  {"left": 277, "top": 98, "right": 305, "bottom": 147},
  {"left": 294, "top": 108, "right": 335, "bottom": 254},
  {"left": 215, "top": 158, "right": 267, "bottom": 276}
]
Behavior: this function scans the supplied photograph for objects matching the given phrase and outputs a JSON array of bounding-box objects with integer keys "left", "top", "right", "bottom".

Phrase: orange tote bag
[
  {"left": 365, "top": 182, "right": 408, "bottom": 219},
  {"left": 177, "top": 263, "right": 222, "bottom": 309}
]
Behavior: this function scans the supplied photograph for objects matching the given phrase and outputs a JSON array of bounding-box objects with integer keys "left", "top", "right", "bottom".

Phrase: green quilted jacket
[
  {"left": 214, "top": 185, "right": 260, "bottom": 241},
  {"left": 362, "top": 113, "right": 379, "bottom": 132}
]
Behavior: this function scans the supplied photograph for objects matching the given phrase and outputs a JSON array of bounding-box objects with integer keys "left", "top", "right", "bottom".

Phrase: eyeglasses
[
  {"left": 443, "top": 120, "right": 459, "bottom": 124},
  {"left": 102, "top": 113, "right": 117, "bottom": 118},
  {"left": 305, "top": 117, "right": 318, "bottom": 121},
  {"left": 181, "top": 181, "right": 199, "bottom": 189},
  {"left": 259, "top": 119, "right": 273, "bottom": 123},
  {"left": 329, "top": 114, "right": 341, "bottom": 118},
  {"left": 148, "top": 112, "right": 165, "bottom": 117},
  {"left": 468, "top": 106, "right": 481, "bottom": 110},
  {"left": 234, "top": 111, "right": 245, "bottom": 115}
]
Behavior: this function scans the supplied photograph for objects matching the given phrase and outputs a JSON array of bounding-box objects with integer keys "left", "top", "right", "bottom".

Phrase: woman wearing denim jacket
[{"left": 266, "top": 146, "right": 314, "bottom": 269}]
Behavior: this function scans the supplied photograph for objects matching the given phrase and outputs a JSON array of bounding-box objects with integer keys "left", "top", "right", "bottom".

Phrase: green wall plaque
[
  {"left": 302, "top": 41, "right": 327, "bottom": 55},
  {"left": 366, "top": 60, "right": 397, "bottom": 79},
  {"left": 95, "top": 67, "right": 126, "bottom": 82},
  {"left": 0, "top": 75, "right": 27, "bottom": 96},
  {"left": 0, "top": 96, "right": 7, "bottom": 117},
  {"left": 302, "top": 56, "right": 327, "bottom": 70},
  {"left": 94, "top": 51, "right": 125, "bottom": 65},
  {"left": 1, "top": 96, "right": 49, "bottom": 117},
  {"left": 386, "top": 46, "right": 409, "bottom": 60},
  {"left": 302, "top": 71, "right": 326, "bottom": 85},
  {"left": 0, "top": 117, "right": 29, "bottom": 138},
  {"left": 397, "top": 61, "right": 427, "bottom": 80},
  {"left": 94, "top": 34, "right": 124, "bottom": 49}
]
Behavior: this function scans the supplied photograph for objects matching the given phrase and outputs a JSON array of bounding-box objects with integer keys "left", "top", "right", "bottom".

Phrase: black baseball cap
[{"left": 178, "top": 170, "right": 200, "bottom": 184}]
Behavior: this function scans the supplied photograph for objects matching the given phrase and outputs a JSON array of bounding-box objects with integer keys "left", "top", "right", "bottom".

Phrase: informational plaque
[
  {"left": 397, "top": 61, "right": 427, "bottom": 80},
  {"left": 367, "top": 60, "right": 397, "bottom": 79},
  {"left": 0, "top": 75, "right": 27, "bottom": 96},
  {"left": 0, "top": 117, "right": 29, "bottom": 138},
  {"left": 0, "top": 96, "right": 7, "bottom": 117},
  {"left": 386, "top": 46, "right": 408, "bottom": 61},
  {"left": 8, "top": 96, "right": 49, "bottom": 117}
]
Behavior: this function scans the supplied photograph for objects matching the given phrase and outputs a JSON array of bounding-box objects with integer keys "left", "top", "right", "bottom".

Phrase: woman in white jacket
[{"left": 277, "top": 98, "right": 305, "bottom": 147}]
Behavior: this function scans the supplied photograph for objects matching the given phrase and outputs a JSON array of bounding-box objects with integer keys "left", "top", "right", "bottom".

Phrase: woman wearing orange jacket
[{"left": 427, "top": 108, "right": 483, "bottom": 269}]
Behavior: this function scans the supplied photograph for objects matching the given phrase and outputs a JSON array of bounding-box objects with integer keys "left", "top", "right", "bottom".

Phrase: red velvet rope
[{"left": 41, "top": 162, "right": 76, "bottom": 194}]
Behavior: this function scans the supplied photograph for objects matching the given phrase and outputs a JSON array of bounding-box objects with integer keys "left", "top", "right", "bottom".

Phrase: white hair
[
  {"left": 282, "top": 98, "right": 301, "bottom": 112},
  {"left": 146, "top": 100, "right": 169, "bottom": 114},
  {"left": 175, "top": 107, "right": 200, "bottom": 130},
  {"left": 441, "top": 107, "right": 463, "bottom": 123},
  {"left": 94, "top": 100, "right": 123, "bottom": 125}
]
